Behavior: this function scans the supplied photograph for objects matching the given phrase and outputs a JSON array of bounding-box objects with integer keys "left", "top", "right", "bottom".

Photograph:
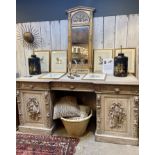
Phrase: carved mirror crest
[{"left": 67, "top": 6, "right": 95, "bottom": 73}]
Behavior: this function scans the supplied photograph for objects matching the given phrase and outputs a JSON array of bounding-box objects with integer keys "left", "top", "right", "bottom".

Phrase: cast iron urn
[
  {"left": 114, "top": 53, "right": 128, "bottom": 77},
  {"left": 28, "top": 54, "right": 41, "bottom": 75}
]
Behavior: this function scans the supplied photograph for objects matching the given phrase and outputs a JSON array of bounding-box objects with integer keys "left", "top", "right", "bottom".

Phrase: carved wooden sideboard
[
  {"left": 16, "top": 81, "right": 54, "bottom": 134},
  {"left": 16, "top": 74, "right": 139, "bottom": 145},
  {"left": 95, "top": 84, "right": 139, "bottom": 145}
]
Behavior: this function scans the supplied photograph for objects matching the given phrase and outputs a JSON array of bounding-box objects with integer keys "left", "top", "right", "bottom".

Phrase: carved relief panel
[
  {"left": 133, "top": 96, "right": 139, "bottom": 138},
  {"left": 27, "top": 97, "right": 41, "bottom": 121},
  {"left": 98, "top": 94, "right": 133, "bottom": 137},
  {"left": 20, "top": 90, "right": 52, "bottom": 128}
]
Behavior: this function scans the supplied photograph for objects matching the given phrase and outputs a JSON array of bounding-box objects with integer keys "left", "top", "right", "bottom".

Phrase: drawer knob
[
  {"left": 96, "top": 106, "right": 101, "bottom": 109},
  {"left": 70, "top": 85, "right": 75, "bottom": 89},
  {"left": 114, "top": 88, "right": 120, "bottom": 93},
  {"left": 30, "top": 85, "right": 34, "bottom": 89}
]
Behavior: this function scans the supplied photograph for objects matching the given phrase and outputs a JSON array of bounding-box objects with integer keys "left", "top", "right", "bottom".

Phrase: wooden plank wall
[{"left": 16, "top": 14, "right": 139, "bottom": 77}]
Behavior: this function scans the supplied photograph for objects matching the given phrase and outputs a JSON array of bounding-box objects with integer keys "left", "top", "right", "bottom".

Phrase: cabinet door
[
  {"left": 18, "top": 90, "right": 52, "bottom": 128},
  {"left": 97, "top": 94, "right": 138, "bottom": 138}
]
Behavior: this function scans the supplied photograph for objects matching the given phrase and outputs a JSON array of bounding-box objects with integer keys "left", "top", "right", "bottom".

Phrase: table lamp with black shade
[
  {"left": 114, "top": 46, "right": 128, "bottom": 77},
  {"left": 28, "top": 53, "right": 41, "bottom": 75}
]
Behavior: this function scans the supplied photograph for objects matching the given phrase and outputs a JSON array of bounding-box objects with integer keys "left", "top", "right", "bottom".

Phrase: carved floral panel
[
  {"left": 27, "top": 97, "right": 41, "bottom": 121},
  {"left": 21, "top": 91, "right": 45, "bottom": 125},
  {"left": 18, "top": 90, "right": 52, "bottom": 129},
  {"left": 103, "top": 96, "right": 129, "bottom": 133},
  {"left": 108, "top": 102, "right": 126, "bottom": 128}
]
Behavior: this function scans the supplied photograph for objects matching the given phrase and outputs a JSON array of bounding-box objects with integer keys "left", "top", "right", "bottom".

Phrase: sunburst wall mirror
[{"left": 17, "top": 24, "right": 41, "bottom": 49}]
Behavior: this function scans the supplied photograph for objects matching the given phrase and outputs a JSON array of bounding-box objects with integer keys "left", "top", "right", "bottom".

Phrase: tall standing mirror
[{"left": 67, "top": 6, "right": 95, "bottom": 73}]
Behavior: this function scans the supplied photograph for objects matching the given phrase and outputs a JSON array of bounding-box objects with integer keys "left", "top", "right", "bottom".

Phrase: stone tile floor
[
  {"left": 53, "top": 119, "right": 139, "bottom": 155},
  {"left": 16, "top": 117, "right": 138, "bottom": 155}
]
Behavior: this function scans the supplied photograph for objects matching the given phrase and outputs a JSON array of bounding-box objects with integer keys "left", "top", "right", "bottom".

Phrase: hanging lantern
[
  {"left": 114, "top": 46, "right": 128, "bottom": 77},
  {"left": 28, "top": 54, "right": 41, "bottom": 75}
]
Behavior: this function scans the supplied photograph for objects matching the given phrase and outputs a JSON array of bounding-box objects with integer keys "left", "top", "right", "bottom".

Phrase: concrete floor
[{"left": 53, "top": 119, "right": 139, "bottom": 155}]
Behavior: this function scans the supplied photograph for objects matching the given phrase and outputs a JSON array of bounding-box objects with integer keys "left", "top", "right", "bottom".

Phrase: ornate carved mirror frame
[{"left": 67, "top": 6, "right": 95, "bottom": 73}]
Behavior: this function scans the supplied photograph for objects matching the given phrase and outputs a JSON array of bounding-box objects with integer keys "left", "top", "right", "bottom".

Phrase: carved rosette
[
  {"left": 16, "top": 90, "right": 24, "bottom": 125},
  {"left": 133, "top": 96, "right": 139, "bottom": 137},
  {"left": 96, "top": 94, "right": 101, "bottom": 132},
  {"left": 27, "top": 98, "right": 41, "bottom": 121},
  {"left": 108, "top": 103, "right": 126, "bottom": 128}
]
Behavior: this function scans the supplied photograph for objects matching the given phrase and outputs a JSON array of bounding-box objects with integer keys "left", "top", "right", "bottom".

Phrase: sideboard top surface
[{"left": 16, "top": 74, "right": 139, "bottom": 85}]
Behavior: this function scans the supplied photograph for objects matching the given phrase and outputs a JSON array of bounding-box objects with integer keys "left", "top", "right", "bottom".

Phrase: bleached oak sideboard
[{"left": 16, "top": 74, "right": 139, "bottom": 145}]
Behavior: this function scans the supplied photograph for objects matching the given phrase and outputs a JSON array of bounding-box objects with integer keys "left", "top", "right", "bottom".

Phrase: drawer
[
  {"left": 95, "top": 84, "right": 139, "bottom": 95},
  {"left": 19, "top": 82, "right": 50, "bottom": 90},
  {"left": 51, "top": 82, "right": 94, "bottom": 92}
]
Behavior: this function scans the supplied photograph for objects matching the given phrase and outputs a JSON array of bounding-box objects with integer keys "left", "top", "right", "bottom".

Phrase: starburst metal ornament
[{"left": 16, "top": 23, "right": 41, "bottom": 49}]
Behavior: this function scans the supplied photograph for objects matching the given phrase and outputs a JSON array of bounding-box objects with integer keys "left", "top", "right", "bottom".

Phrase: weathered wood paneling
[
  {"left": 93, "top": 17, "right": 103, "bottom": 49},
  {"left": 60, "top": 20, "right": 68, "bottom": 50},
  {"left": 127, "top": 14, "right": 139, "bottom": 47},
  {"left": 30, "top": 22, "right": 42, "bottom": 51},
  {"left": 16, "top": 14, "right": 139, "bottom": 77},
  {"left": 16, "top": 23, "right": 27, "bottom": 76},
  {"left": 50, "top": 21, "right": 61, "bottom": 50},
  {"left": 127, "top": 14, "right": 139, "bottom": 77},
  {"left": 104, "top": 16, "right": 115, "bottom": 48},
  {"left": 115, "top": 15, "right": 128, "bottom": 48},
  {"left": 40, "top": 21, "right": 51, "bottom": 50}
]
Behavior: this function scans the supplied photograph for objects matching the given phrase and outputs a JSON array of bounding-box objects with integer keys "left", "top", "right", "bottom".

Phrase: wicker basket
[{"left": 61, "top": 105, "right": 92, "bottom": 137}]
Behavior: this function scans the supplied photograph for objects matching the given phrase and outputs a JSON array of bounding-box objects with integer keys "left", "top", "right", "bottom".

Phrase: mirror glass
[{"left": 71, "top": 26, "right": 89, "bottom": 65}]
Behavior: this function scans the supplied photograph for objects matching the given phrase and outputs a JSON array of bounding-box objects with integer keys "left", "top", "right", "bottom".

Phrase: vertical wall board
[
  {"left": 30, "top": 22, "right": 42, "bottom": 51},
  {"left": 24, "top": 48, "right": 33, "bottom": 76},
  {"left": 16, "top": 24, "right": 20, "bottom": 74},
  {"left": 104, "top": 16, "right": 115, "bottom": 49},
  {"left": 127, "top": 14, "right": 139, "bottom": 47},
  {"left": 60, "top": 20, "right": 68, "bottom": 50},
  {"left": 115, "top": 15, "right": 128, "bottom": 48},
  {"left": 127, "top": 14, "right": 139, "bottom": 78},
  {"left": 40, "top": 21, "right": 51, "bottom": 50},
  {"left": 93, "top": 17, "right": 104, "bottom": 49},
  {"left": 50, "top": 21, "right": 61, "bottom": 50},
  {"left": 16, "top": 23, "right": 27, "bottom": 76}
]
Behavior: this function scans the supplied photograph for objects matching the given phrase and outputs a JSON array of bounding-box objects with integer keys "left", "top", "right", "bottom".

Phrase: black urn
[
  {"left": 114, "top": 53, "right": 128, "bottom": 77},
  {"left": 28, "top": 54, "right": 41, "bottom": 75}
]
